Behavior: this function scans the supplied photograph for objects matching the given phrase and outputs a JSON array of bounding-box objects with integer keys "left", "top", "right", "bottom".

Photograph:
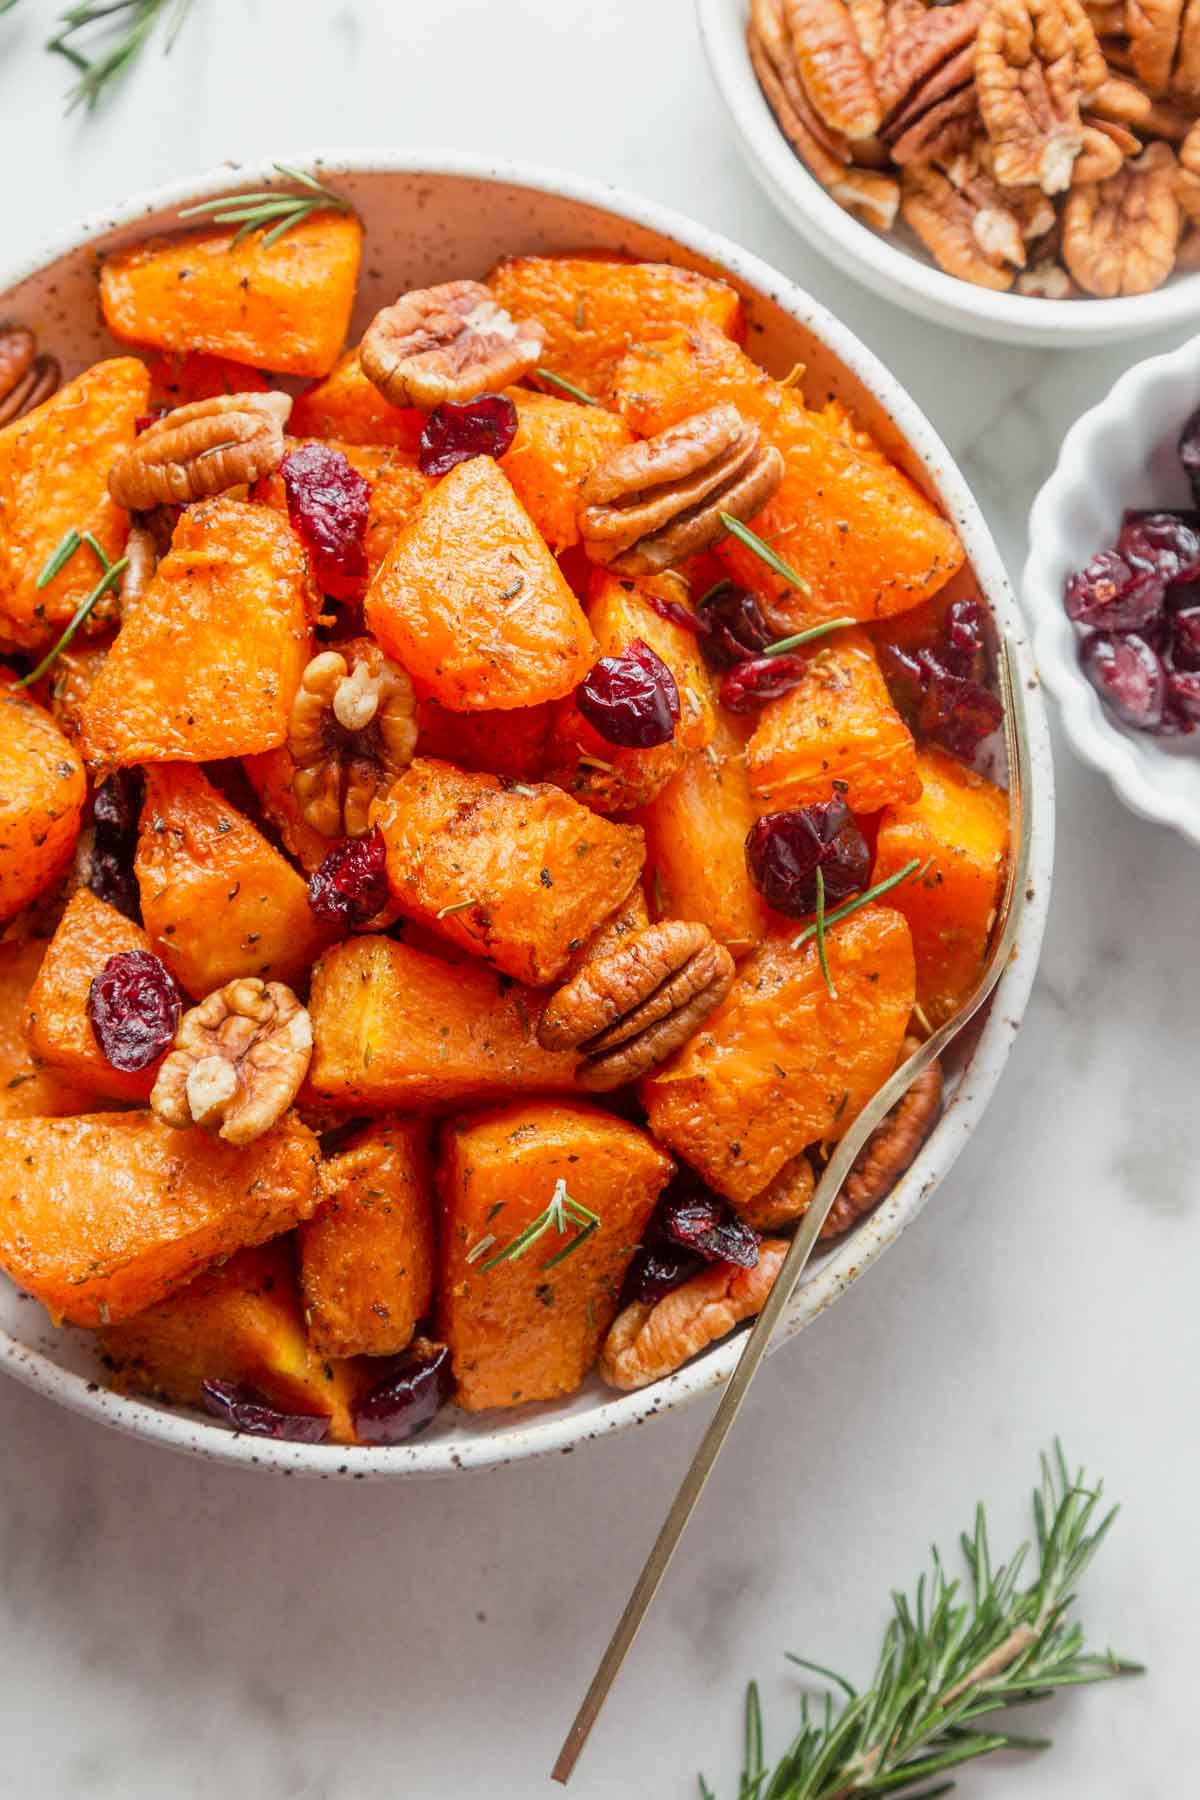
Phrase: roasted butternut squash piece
[
  {"left": 144, "top": 351, "right": 270, "bottom": 410},
  {"left": 641, "top": 905, "right": 915, "bottom": 1203},
  {"left": 0, "top": 1109, "right": 320, "bottom": 1326},
  {"left": 0, "top": 679, "right": 86, "bottom": 922},
  {"left": 307, "top": 935, "right": 578, "bottom": 1112},
  {"left": 102, "top": 1239, "right": 364, "bottom": 1444},
  {"left": 78, "top": 498, "right": 314, "bottom": 770},
  {"left": 610, "top": 324, "right": 965, "bottom": 631},
  {"left": 0, "top": 940, "right": 90, "bottom": 1120},
  {"left": 438, "top": 1099, "right": 673, "bottom": 1410},
  {"left": 300, "top": 1119, "right": 436, "bottom": 1359},
  {"left": 135, "top": 763, "right": 333, "bottom": 998},
  {"left": 99, "top": 213, "right": 363, "bottom": 378},
  {"left": 499, "top": 388, "right": 632, "bottom": 550},
  {"left": 640, "top": 713, "right": 767, "bottom": 958},
  {"left": 746, "top": 627, "right": 922, "bottom": 816},
  {"left": 544, "top": 572, "right": 717, "bottom": 814},
  {"left": 290, "top": 347, "right": 424, "bottom": 448},
  {"left": 872, "top": 748, "right": 1008, "bottom": 1027},
  {"left": 0, "top": 357, "right": 146, "bottom": 652},
  {"left": 23, "top": 889, "right": 163, "bottom": 1102},
  {"left": 487, "top": 254, "right": 743, "bottom": 399},
  {"left": 254, "top": 438, "right": 432, "bottom": 601},
  {"left": 415, "top": 695, "right": 552, "bottom": 782},
  {"left": 373, "top": 757, "right": 645, "bottom": 985},
  {"left": 365, "top": 456, "right": 596, "bottom": 710}
]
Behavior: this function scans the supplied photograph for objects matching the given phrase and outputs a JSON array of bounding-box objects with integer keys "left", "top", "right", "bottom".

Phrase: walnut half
[
  {"left": 151, "top": 978, "right": 312, "bottom": 1147},
  {"left": 287, "top": 639, "right": 418, "bottom": 838}
]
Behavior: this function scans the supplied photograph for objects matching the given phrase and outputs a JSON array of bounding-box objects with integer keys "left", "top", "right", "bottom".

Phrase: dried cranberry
[
  {"left": 280, "top": 442, "right": 370, "bottom": 601},
  {"left": 418, "top": 394, "right": 519, "bottom": 478},
  {"left": 745, "top": 795, "right": 870, "bottom": 917},
  {"left": 87, "top": 768, "right": 144, "bottom": 922},
  {"left": 87, "top": 950, "right": 180, "bottom": 1072},
  {"left": 720, "top": 651, "right": 808, "bottom": 713},
  {"left": 915, "top": 651, "right": 1004, "bottom": 762},
  {"left": 1167, "top": 669, "right": 1200, "bottom": 726},
  {"left": 660, "top": 1184, "right": 759, "bottom": 1270},
  {"left": 644, "top": 592, "right": 709, "bottom": 636},
  {"left": 621, "top": 1241, "right": 708, "bottom": 1308},
  {"left": 1180, "top": 408, "right": 1200, "bottom": 502},
  {"left": 1171, "top": 604, "right": 1200, "bottom": 671},
  {"left": 942, "top": 599, "right": 993, "bottom": 682},
  {"left": 1063, "top": 548, "right": 1164, "bottom": 632},
  {"left": 697, "top": 580, "right": 773, "bottom": 668},
  {"left": 201, "top": 1379, "right": 331, "bottom": 1444},
  {"left": 1080, "top": 632, "right": 1166, "bottom": 732},
  {"left": 134, "top": 409, "right": 166, "bottom": 434},
  {"left": 352, "top": 1341, "right": 454, "bottom": 1444},
  {"left": 576, "top": 638, "right": 680, "bottom": 747},
  {"left": 307, "top": 826, "right": 389, "bottom": 928},
  {"left": 1118, "top": 510, "right": 1200, "bottom": 585}
]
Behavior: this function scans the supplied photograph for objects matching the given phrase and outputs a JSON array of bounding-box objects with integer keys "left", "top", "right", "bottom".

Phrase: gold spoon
[{"left": 553, "top": 633, "right": 1033, "bottom": 1784}]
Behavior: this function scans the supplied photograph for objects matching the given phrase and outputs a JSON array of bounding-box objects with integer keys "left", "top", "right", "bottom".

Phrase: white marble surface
[{"left": 0, "top": 2, "right": 1196, "bottom": 1795}]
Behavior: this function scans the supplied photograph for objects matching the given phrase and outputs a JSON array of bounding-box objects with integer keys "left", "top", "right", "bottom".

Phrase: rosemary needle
[
  {"left": 17, "top": 530, "right": 127, "bottom": 690},
  {"left": 719, "top": 513, "right": 811, "bottom": 596},
  {"left": 179, "top": 164, "right": 352, "bottom": 248}
]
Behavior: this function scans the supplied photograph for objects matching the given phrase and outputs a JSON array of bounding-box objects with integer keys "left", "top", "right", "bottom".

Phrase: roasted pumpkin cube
[
  {"left": 641, "top": 905, "right": 915, "bottom": 1203},
  {"left": 300, "top": 1119, "right": 436, "bottom": 1359},
  {"left": 99, "top": 213, "right": 363, "bottom": 379},
  {"left": 611, "top": 324, "right": 965, "bottom": 631},
  {"left": 487, "top": 254, "right": 743, "bottom": 399},
  {"left": 0, "top": 1109, "right": 320, "bottom": 1326},
  {"left": 543, "top": 571, "right": 717, "bottom": 814},
  {"left": 290, "top": 347, "right": 425, "bottom": 448},
  {"left": 640, "top": 713, "right": 766, "bottom": 958},
  {"left": 746, "top": 627, "right": 921, "bottom": 816},
  {"left": 102, "top": 1239, "right": 364, "bottom": 1443},
  {"left": 254, "top": 438, "right": 432, "bottom": 602},
  {"left": 0, "top": 679, "right": 86, "bottom": 923},
  {"left": 23, "top": 889, "right": 163, "bottom": 1102},
  {"left": 499, "top": 388, "right": 632, "bottom": 551},
  {"left": 307, "top": 934, "right": 578, "bottom": 1112},
  {"left": 373, "top": 757, "right": 645, "bottom": 984},
  {"left": 78, "top": 498, "right": 315, "bottom": 770},
  {"left": 144, "top": 351, "right": 271, "bottom": 410},
  {"left": 872, "top": 748, "right": 1008, "bottom": 1027},
  {"left": 0, "top": 940, "right": 90, "bottom": 1120},
  {"left": 365, "top": 456, "right": 596, "bottom": 710},
  {"left": 135, "top": 763, "right": 333, "bottom": 998},
  {"left": 414, "top": 694, "right": 552, "bottom": 782},
  {"left": 437, "top": 1099, "right": 673, "bottom": 1410},
  {"left": 0, "top": 357, "right": 147, "bottom": 652}
]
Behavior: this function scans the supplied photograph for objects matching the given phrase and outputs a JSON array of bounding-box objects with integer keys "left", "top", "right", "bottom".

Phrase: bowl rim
[
  {"left": 0, "top": 148, "right": 1054, "bottom": 1478},
  {"left": 694, "top": 0, "right": 1200, "bottom": 344}
]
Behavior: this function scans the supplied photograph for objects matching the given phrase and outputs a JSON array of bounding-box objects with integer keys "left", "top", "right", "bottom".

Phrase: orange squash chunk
[
  {"left": 23, "top": 889, "right": 163, "bottom": 1102},
  {"left": 254, "top": 438, "right": 432, "bottom": 602},
  {"left": 0, "top": 357, "right": 146, "bottom": 652},
  {"left": 102, "top": 1239, "right": 364, "bottom": 1444},
  {"left": 78, "top": 498, "right": 314, "bottom": 770},
  {"left": 99, "top": 213, "right": 363, "bottom": 378},
  {"left": 365, "top": 456, "right": 595, "bottom": 711},
  {"left": 374, "top": 758, "right": 645, "bottom": 985},
  {"left": 0, "top": 940, "right": 90, "bottom": 1120},
  {"left": 544, "top": 572, "right": 717, "bottom": 814},
  {"left": 144, "top": 351, "right": 270, "bottom": 409},
  {"left": 641, "top": 905, "right": 915, "bottom": 1204},
  {"left": 499, "top": 389, "right": 632, "bottom": 551},
  {"left": 487, "top": 254, "right": 743, "bottom": 399},
  {"left": 0, "top": 679, "right": 86, "bottom": 922},
  {"left": 300, "top": 1118, "right": 436, "bottom": 1359},
  {"left": 872, "top": 748, "right": 1008, "bottom": 1027},
  {"left": 438, "top": 1099, "right": 673, "bottom": 1410},
  {"left": 0, "top": 1108, "right": 320, "bottom": 1326},
  {"left": 746, "top": 627, "right": 921, "bottom": 816},
  {"left": 306, "top": 934, "right": 578, "bottom": 1113},
  {"left": 290, "top": 347, "right": 425, "bottom": 448},
  {"left": 611, "top": 324, "right": 965, "bottom": 631},
  {"left": 415, "top": 695, "right": 552, "bottom": 782},
  {"left": 640, "top": 713, "right": 767, "bottom": 958},
  {"left": 135, "top": 764, "right": 333, "bottom": 998}
]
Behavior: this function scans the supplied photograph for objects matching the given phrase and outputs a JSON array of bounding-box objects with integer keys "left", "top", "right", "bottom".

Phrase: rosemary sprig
[
  {"left": 17, "top": 530, "right": 127, "bottom": 690},
  {"left": 813, "top": 866, "right": 835, "bottom": 1000},
  {"left": 534, "top": 368, "right": 596, "bottom": 406},
  {"left": 47, "top": 0, "right": 192, "bottom": 113},
  {"left": 719, "top": 514, "right": 811, "bottom": 597},
  {"left": 791, "top": 859, "right": 920, "bottom": 954},
  {"left": 701, "top": 1443, "right": 1141, "bottom": 1799},
  {"left": 179, "top": 164, "right": 352, "bottom": 249},
  {"left": 477, "top": 1177, "right": 600, "bottom": 1273},
  {"left": 762, "top": 617, "right": 856, "bottom": 657}
]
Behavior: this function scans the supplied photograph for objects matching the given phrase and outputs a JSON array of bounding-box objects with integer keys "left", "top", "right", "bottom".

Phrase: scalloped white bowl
[
  {"left": 1025, "top": 332, "right": 1200, "bottom": 842},
  {"left": 697, "top": 0, "right": 1200, "bottom": 348},
  {"left": 0, "top": 153, "right": 1053, "bottom": 1478}
]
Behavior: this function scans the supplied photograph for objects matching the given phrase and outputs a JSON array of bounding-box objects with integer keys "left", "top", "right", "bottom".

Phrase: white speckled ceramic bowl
[
  {"left": 1026, "top": 334, "right": 1200, "bottom": 843},
  {"left": 0, "top": 153, "right": 1054, "bottom": 1477}
]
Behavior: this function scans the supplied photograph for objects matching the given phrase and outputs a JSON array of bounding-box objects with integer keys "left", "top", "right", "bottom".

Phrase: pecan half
[
  {"left": 901, "top": 165, "right": 1018, "bottom": 287},
  {"left": 822, "top": 1040, "right": 943, "bottom": 1236},
  {"left": 1073, "top": 120, "right": 1132, "bottom": 179},
  {"left": 1177, "top": 221, "right": 1200, "bottom": 261},
  {"left": 1127, "top": 0, "right": 1182, "bottom": 95},
  {"left": 875, "top": 2, "right": 983, "bottom": 152},
  {"left": 975, "top": 0, "right": 1108, "bottom": 193},
  {"left": 1062, "top": 140, "right": 1181, "bottom": 292},
  {"left": 749, "top": 5, "right": 853, "bottom": 190},
  {"left": 1176, "top": 0, "right": 1200, "bottom": 96},
  {"left": 1016, "top": 257, "right": 1076, "bottom": 292},
  {"left": 537, "top": 918, "right": 735, "bottom": 1091},
  {"left": 287, "top": 638, "right": 417, "bottom": 838},
  {"left": 108, "top": 391, "right": 292, "bottom": 510},
  {"left": 1178, "top": 118, "right": 1200, "bottom": 214},
  {"left": 577, "top": 405, "right": 784, "bottom": 577},
  {"left": 151, "top": 977, "right": 312, "bottom": 1147},
  {"left": 1088, "top": 75, "right": 1155, "bottom": 124},
  {"left": 119, "top": 524, "right": 159, "bottom": 610},
  {"left": 0, "top": 325, "right": 60, "bottom": 428},
  {"left": 600, "top": 1238, "right": 788, "bottom": 1390},
  {"left": 360, "top": 280, "right": 544, "bottom": 410},
  {"left": 832, "top": 166, "right": 903, "bottom": 228},
  {"left": 783, "top": 0, "right": 884, "bottom": 137}
]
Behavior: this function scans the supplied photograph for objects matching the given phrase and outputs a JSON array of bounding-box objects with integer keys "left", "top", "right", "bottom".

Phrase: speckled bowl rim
[
  {"left": 0, "top": 150, "right": 1054, "bottom": 1478},
  {"left": 696, "top": 0, "right": 1200, "bottom": 349}
]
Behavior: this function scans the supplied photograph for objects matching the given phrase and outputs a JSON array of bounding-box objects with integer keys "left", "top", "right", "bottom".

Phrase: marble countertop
[{"left": 0, "top": 2, "right": 1196, "bottom": 1795}]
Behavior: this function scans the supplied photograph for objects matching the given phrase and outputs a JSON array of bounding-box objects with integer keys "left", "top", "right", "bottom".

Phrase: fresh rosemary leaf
[
  {"left": 534, "top": 368, "right": 596, "bottom": 406},
  {"left": 791, "top": 859, "right": 921, "bottom": 952},
  {"left": 478, "top": 1178, "right": 600, "bottom": 1273},
  {"left": 17, "top": 531, "right": 127, "bottom": 690},
  {"left": 47, "top": 0, "right": 192, "bottom": 114},
  {"left": 36, "top": 528, "right": 82, "bottom": 590},
  {"left": 178, "top": 164, "right": 351, "bottom": 248},
  {"left": 719, "top": 513, "right": 811, "bottom": 597},
  {"left": 813, "top": 866, "right": 835, "bottom": 1000},
  {"left": 761, "top": 616, "right": 856, "bottom": 657}
]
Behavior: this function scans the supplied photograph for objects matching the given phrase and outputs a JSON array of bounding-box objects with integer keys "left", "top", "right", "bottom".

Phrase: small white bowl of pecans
[{"left": 697, "top": 0, "right": 1200, "bottom": 346}]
